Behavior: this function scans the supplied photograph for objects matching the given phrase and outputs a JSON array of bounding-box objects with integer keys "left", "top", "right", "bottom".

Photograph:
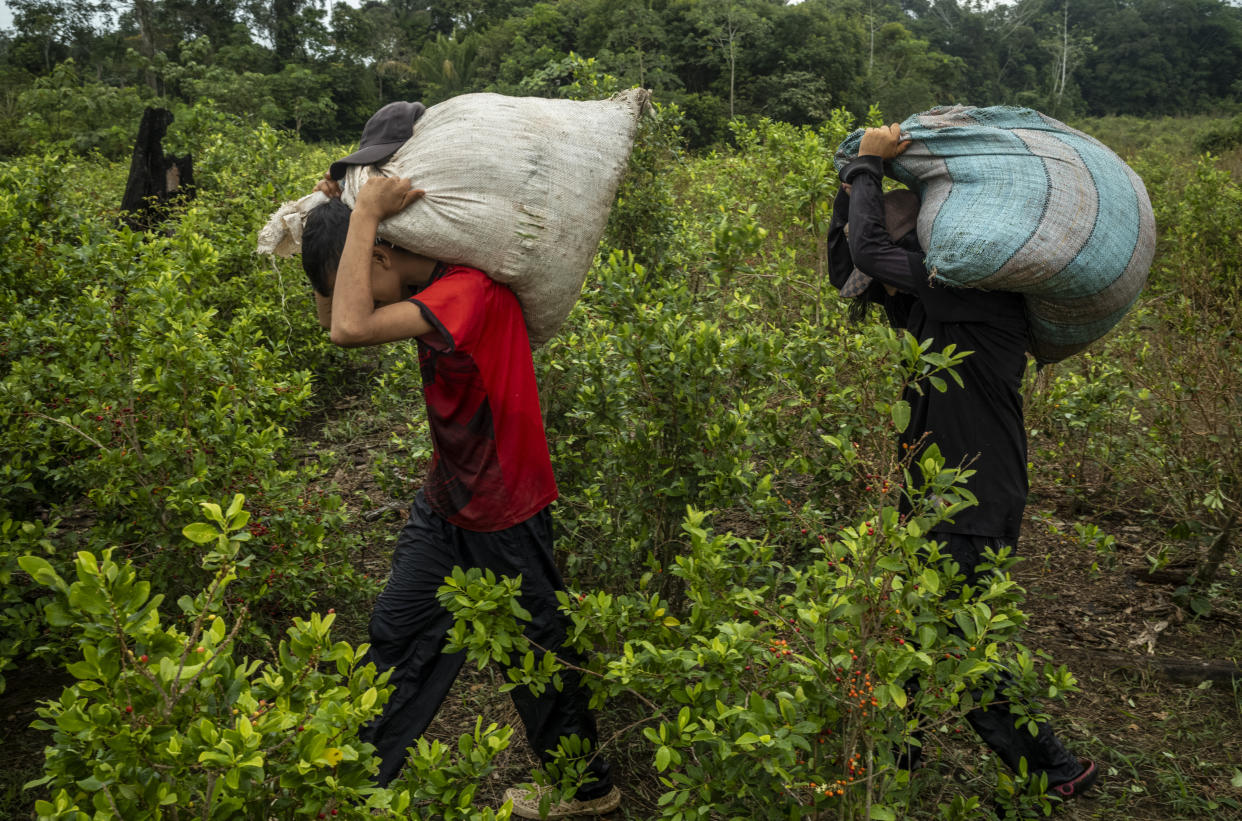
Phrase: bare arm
[{"left": 329, "top": 177, "right": 433, "bottom": 347}]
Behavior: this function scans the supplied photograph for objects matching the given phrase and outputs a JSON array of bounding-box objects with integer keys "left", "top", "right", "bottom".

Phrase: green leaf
[
  {"left": 200, "top": 502, "right": 224, "bottom": 526},
  {"left": 890, "top": 400, "right": 911, "bottom": 433},
  {"left": 18, "top": 555, "right": 62, "bottom": 589},
  {"left": 182, "top": 523, "right": 218, "bottom": 544}
]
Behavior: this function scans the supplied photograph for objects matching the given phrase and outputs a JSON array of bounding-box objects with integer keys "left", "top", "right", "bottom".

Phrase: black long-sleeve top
[{"left": 828, "top": 156, "right": 1030, "bottom": 541}]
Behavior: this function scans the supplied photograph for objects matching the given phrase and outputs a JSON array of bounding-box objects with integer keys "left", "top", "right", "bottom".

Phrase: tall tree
[
  {"left": 691, "top": 0, "right": 769, "bottom": 118},
  {"left": 159, "top": 0, "right": 247, "bottom": 46},
  {"left": 605, "top": 0, "right": 666, "bottom": 87},
  {"left": 9, "top": 0, "right": 102, "bottom": 71},
  {"left": 860, "top": 21, "right": 964, "bottom": 117},
  {"left": 411, "top": 32, "right": 479, "bottom": 102},
  {"left": 245, "top": 0, "right": 327, "bottom": 61},
  {"left": 747, "top": 0, "right": 863, "bottom": 123}
]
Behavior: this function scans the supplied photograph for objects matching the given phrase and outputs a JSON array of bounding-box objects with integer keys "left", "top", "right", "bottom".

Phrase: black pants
[
  {"left": 361, "top": 492, "right": 612, "bottom": 795},
  {"left": 910, "top": 532, "right": 1081, "bottom": 785}
]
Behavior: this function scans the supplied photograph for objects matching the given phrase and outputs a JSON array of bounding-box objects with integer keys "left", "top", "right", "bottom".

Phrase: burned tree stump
[{"left": 121, "top": 107, "right": 195, "bottom": 229}]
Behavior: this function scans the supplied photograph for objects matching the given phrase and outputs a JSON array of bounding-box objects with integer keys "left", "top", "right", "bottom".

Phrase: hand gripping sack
[
  {"left": 834, "top": 105, "right": 1155, "bottom": 364},
  {"left": 343, "top": 89, "right": 650, "bottom": 344}
]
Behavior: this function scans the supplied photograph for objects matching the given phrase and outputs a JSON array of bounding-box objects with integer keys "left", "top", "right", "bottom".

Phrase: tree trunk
[
  {"left": 132, "top": 0, "right": 159, "bottom": 91},
  {"left": 728, "top": 42, "right": 735, "bottom": 119},
  {"left": 274, "top": 0, "right": 300, "bottom": 62},
  {"left": 1057, "top": 0, "right": 1069, "bottom": 104},
  {"left": 121, "top": 108, "right": 195, "bottom": 230}
]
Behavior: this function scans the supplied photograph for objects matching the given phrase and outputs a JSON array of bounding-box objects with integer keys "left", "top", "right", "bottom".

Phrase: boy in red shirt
[{"left": 301, "top": 174, "right": 618, "bottom": 818}]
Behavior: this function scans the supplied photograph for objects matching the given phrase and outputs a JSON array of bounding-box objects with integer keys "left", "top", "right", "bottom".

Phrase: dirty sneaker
[
  {"left": 1047, "top": 758, "right": 1098, "bottom": 802},
  {"left": 504, "top": 784, "right": 621, "bottom": 819}
]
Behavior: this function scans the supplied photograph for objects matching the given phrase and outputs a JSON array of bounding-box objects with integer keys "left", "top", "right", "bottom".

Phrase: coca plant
[
  {"left": 435, "top": 453, "right": 1079, "bottom": 820},
  {"left": 20, "top": 496, "right": 402, "bottom": 820}
]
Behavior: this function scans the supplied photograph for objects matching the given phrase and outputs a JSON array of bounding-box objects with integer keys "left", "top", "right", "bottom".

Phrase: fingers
[
  {"left": 357, "top": 176, "right": 423, "bottom": 218},
  {"left": 858, "top": 123, "right": 911, "bottom": 160},
  {"left": 315, "top": 171, "right": 343, "bottom": 198},
  {"left": 889, "top": 123, "right": 912, "bottom": 155},
  {"left": 885, "top": 123, "right": 912, "bottom": 156},
  {"left": 313, "top": 177, "right": 342, "bottom": 198}
]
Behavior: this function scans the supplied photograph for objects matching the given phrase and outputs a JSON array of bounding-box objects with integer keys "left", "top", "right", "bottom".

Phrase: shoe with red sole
[{"left": 1047, "top": 758, "right": 1098, "bottom": 802}]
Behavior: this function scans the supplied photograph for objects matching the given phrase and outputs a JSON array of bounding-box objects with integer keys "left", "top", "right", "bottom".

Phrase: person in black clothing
[{"left": 828, "top": 124, "right": 1098, "bottom": 802}]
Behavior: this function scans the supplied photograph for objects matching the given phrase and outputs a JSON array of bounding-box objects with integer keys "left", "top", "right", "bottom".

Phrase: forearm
[
  {"left": 841, "top": 158, "right": 920, "bottom": 293},
  {"left": 329, "top": 208, "right": 382, "bottom": 344}
]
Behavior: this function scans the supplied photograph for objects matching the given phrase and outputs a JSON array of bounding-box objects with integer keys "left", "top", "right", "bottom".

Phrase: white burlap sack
[
  {"left": 256, "top": 190, "right": 329, "bottom": 258},
  {"left": 341, "top": 89, "right": 650, "bottom": 343}
]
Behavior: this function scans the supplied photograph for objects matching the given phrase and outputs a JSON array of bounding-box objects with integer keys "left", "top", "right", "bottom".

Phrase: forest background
[
  {"left": 2, "top": 0, "right": 1242, "bottom": 819},
  {"left": 5, "top": 0, "right": 1242, "bottom": 151}
]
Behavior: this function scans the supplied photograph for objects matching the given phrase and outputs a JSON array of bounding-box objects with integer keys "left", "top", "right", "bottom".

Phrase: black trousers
[
  {"left": 911, "top": 532, "right": 1081, "bottom": 785},
  {"left": 361, "top": 492, "right": 612, "bottom": 794}
]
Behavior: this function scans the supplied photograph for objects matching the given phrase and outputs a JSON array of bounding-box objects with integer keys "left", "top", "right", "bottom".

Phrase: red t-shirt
[{"left": 409, "top": 264, "right": 557, "bottom": 531}]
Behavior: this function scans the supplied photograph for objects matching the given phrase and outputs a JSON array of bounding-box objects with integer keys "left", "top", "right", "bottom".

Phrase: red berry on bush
[{"left": 139, "top": 654, "right": 149, "bottom": 663}]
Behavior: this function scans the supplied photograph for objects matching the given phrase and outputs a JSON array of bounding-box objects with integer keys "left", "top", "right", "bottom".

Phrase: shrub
[
  {"left": 20, "top": 496, "right": 400, "bottom": 820},
  {"left": 437, "top": 462, "right": 1076, "bottom": 819}
]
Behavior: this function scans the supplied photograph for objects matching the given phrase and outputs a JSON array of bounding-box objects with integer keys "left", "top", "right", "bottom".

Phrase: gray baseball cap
[{"left": 329, "top": 101, "right": 426, "bottom": 181}]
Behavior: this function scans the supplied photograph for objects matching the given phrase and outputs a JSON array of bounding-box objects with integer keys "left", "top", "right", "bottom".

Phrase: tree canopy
[{"left": 3, "top": 0, "right": 1241, "bottom": 150}]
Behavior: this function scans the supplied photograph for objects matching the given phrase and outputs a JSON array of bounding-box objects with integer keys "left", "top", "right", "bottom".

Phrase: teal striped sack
[{"left": 834, "top": 105, "right": 1155, "bottom": 364}]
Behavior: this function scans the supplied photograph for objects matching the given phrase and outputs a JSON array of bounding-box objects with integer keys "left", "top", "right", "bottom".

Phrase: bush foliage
[{"left": 2, "top": 98, "right": 1239, "bottom": 819}]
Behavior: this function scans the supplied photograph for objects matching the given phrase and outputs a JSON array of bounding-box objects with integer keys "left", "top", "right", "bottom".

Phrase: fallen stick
[
  {"left": 1050, "top": 646, "right": 1242, "bottom": 685},
  {"left": 1129, "top": 567, "right": 1196, "bottom": 586}
]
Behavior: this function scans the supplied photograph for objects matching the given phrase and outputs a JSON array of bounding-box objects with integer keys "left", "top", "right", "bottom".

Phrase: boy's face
[
  {"left": 373, "top": 244, "right": 437, "bottom": 302},
  {"left": 368, "top": 257, "right": 409, "bottom": 306},
  {"left": 326, "top": 246, "right": 433, "bottom": 306}
]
